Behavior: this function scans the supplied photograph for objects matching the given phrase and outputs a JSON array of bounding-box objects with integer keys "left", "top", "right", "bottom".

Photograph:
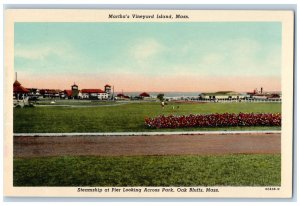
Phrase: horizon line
[{"left": 23, "top": 87, "right": 282, "bottom": 94}]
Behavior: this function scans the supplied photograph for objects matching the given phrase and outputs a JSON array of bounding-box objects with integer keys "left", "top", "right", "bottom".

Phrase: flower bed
[{"left": 145, "top": 113, "right": 281, "bottom": 129}]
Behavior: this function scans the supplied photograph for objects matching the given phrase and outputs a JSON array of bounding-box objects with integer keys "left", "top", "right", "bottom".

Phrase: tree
[
  {"left": 157, "top": 93, "right": 164, "bottom": 102},
  {"left": 198, "top": 94, "right": 203, "bottom": 100}
]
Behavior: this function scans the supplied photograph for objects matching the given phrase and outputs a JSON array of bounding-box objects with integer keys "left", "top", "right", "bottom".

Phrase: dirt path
[{"left": 14, "top": 133, "right": 280, "bottom": 158}]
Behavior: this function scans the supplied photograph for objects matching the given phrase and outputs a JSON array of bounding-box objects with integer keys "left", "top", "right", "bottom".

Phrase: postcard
[{"left": 4, "top": 9, "right": 294, "bottom": 198}]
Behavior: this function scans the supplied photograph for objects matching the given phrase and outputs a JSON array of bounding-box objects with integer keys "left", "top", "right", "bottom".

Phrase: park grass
[
  {"left": 35, "top": 99, "right": 120, "bottom": 105},
  {"left": 13, "top": 102, "right": 281, "bottom": 133},
  {"left": 13, "top": 154, "right": 281, "bottom": 186}
]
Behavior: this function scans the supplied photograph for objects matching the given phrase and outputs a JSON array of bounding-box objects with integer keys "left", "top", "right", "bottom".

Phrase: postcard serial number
[{"left": 265, "top": 187, "right": 280, "bottom": 191}]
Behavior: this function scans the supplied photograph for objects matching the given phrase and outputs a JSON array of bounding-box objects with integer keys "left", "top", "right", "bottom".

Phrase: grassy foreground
[
  {"left": 13, "top": 102, "right": 281, "bottom": 133},
  {"left": 35, "top": 100, "right": 119, "bottom": 105},
  {"left": 14, "top": 154, "right": 281, "bottom": 186}
]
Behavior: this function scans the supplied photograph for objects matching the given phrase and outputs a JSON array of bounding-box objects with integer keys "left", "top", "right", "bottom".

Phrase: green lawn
[
  {"left": 35, "top": 99, "right": 120, "bottom": 105},
  {"left": 13, "top": 102, "right": 281, "bottom": 133},
  {"left": 13, "top": 154, "right": 281, "bottom": 186}
]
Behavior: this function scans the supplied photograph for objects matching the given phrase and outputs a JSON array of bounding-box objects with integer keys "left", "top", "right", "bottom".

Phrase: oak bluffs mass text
[
  {"left": 77, "top": 187, "right": 219, "bottom": 193},
  {"left": 108, "top": 14, "right": 189, "bottom": 19}
]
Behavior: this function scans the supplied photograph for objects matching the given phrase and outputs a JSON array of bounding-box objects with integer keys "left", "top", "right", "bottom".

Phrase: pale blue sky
[{"left": 14, "top": 22, "right": 282, "bottom": 91}]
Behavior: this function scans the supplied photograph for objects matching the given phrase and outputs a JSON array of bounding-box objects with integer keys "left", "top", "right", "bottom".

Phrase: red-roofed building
[
  {"left": 117, "top": 93, "right": 125, "bottom": 98},
  {"left": 116, "top": 93, "right": 130, "bottom": 100},
  {"left": 81, "top": 89, "right": 105, "bottom": 93},
  {"left": 13, "top": 80, "right": 21, "bottom": 87},
  {"left": 40, "top": 89, "right": 61, "bottom": 98},
  {"left": 139, "top": 92, "right": 150, "bottom": 97},
  {"left": 13, "top": 80, "right": 29, "bottom": 93},
  {"left": 80, "top": 88, "right": 108, "bottom": 100},
  {"left": 13, "top": 80, "right": 29, "bottom": 100},
  {"left": 61, "top": 90, "right": 72, "bottom": 99}
]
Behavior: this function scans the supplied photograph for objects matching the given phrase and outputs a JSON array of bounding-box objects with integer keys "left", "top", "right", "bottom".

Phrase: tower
[
  {"left": 104, "top": 84, "right": 112, "bottom": 99},
  {"left": 104, "top": 84, "right": 111, "bottom": 94},
  {"left": 71, "top": 83, "right": 79, "bottom": 99}
]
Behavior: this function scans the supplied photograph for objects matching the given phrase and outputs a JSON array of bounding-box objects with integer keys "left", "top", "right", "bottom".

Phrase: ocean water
[
  {"left": 114, "top": 91, "right": 281, "bottom": 99},
  {"left": 117, "top": 92, "right": 201, "bottom": 99}
]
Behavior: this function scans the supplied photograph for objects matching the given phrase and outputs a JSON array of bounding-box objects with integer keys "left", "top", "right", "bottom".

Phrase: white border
[{"left": 2, "top": 8, "right": 292, "bottom": 201}]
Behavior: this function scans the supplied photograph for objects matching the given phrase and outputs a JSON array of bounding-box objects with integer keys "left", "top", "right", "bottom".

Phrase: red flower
[{"left": 145, "top": 113, "right": 281, "bottom": 129}]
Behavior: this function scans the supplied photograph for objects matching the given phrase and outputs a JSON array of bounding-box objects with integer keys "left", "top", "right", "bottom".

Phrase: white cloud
[
  {"left": 15, "top": 42, "right": 73, "bottom": 60},
  {"left": 201, "top": 53, "right": 225, "bottom": 66},
  {"left": 231, "top": 38, "right": 262, "bottom": 56},
  {"left": 14, "top": 42, "right": 92, "bottom": 75},
  {"left": 130, "top": 39, "right": 165, "bottom": 62},
  {"left": 193, "top": 38, "right": 280, "bottom": 77}
]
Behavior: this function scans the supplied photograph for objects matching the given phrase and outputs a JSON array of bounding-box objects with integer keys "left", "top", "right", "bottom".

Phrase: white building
[
  {"left": 200, "top": 91, "right": 242, "bottom": 100},
  {"left": 80, "top": 89, "right": 108, "bottom": 100}
]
